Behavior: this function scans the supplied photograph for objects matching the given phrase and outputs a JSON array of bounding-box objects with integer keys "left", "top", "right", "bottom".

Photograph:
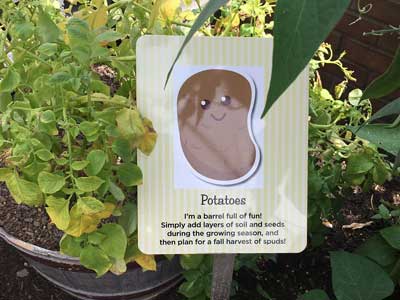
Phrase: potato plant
[{"left": 0, "top": 0, "right": 162, "bottom": 276}]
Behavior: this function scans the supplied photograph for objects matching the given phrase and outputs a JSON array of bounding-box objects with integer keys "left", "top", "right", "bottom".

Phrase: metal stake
[{"left": 211, "top": 254, "right": 236, "bottom": 300}]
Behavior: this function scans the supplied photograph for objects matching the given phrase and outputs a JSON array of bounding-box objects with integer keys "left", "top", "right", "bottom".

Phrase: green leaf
[
  {"left": 37, "top": 8, "right": 61, "bottom": 43},
  {"left": 109, "top": 181, "right": 125, "bottom": 202},
  {"left": 348, "top": 89, "right": 363, "bottom": 106},
  {"left": 363, "top": 47, "right": 400, "bottom": 99},
  {"left": 38, "top": 171, "right": 66, "bottom": 194},
  {"left": 372, "top": 163, "right": 390, "bottom": 185},
  {"left": 79, "top": 121, "right": 99, "bottom": 137},
  {"left": 380, "top": 226, "right": 400, "bottom": 250},
  {"left": 0, "top": 69, "right": 20, "bottom": 93},
  {"left": 12, "top": 21, "right": 35, "bottom": 39},
  {"left": 45, "top": 196, "right": 70, "bottom": 230},
  {"left": 35, "top": 149, "right": 54, "bottom": 161},
  {"left": 395, "top": 149, "right": 400, "bottom": 170},
  {"left": 111, "top": 138, "right": 132, "bottom": 161},
  {"left": 117, "top": 163, "right": 143, "bottom": 187},
  {"left": 0, "top": 168, "right": 13, "bottom": 181},
  {"left": 351, "top": 124, "right": 400, "bottom": 155},
  {"left": 6, "top": 173, "right": 44, "bottom": 206},
  {"left": 85, "top": 149, "right": 106, "bottom": 176},
  {"left": 331, "top": 251, "right": 394, "bottom": 300},
  {"left": 0, "top": 92, "right": 12, "bottom": 112},
  {"left": 80, "top": 244, "right": 112, "bottom": 277},
  {"left": 38, "top": 43, "right": 58, "bottom": 56},
  {"left": 262, "top": 0, "right": 351, "bottom": 117},
  {"left": 88, "top": 231, "right": 106, "bottom": 245},
  {"left": 116, "top": 108, "right": 145, "bottom": 140},
  {"left": 60, "top": 234, "right": 83, "bottom": 257},
  {"left": 75, "top": 176, "right": 105, "bottom": 192},
  {"left": 40, "top": 110, "right": 56, "bottom": 123},
  {"left": 180, "top": 255, "right": 204, "bottom": 270},
  {"left": 369, "top": 98, "right": 400, "bottom": 123},
  {"left": 118, "top": 202, "right": 137, "bottom": 236},
  {"left": 178, "top": 277, "right": 205, "bottom": 298},
  {"left": 77, "top": 196, "right": 105, "bottom": 214},
  {"left": 110, "top": 258, "right": 127, "bottom": 275},
  {"left": 97, "top": 224, "right": 127, "bottom": 260},
  {"left": 346, "top": 153, "right": 374, "bottom": 175},
  {"left": 95, "top": 31, "right": 125, "bottom": 43},
  {"left": 298, "top": 290, "right": 330, "bottom": 300},
  {"left": 356, "top": 234, "right": 398, "bottom": 267},
  {"left": 71, "top": 160, "right": 90, "bottom": 170},
  {"left": 66, "top": 18, "right": 93, "bottom": 65}
]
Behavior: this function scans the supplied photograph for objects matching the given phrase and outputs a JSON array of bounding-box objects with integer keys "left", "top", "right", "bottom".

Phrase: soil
[
  {"left": 91, "top": 64, "right": 121, "bottom": 96},
  {"left": 0, "top": 239, "right": 181, "bottom": 300},
  {"left": 0, "top": 183, "right": 63, "bottom": 251},
  {"left": 0, "top": 168, "right": 399, "bottom": 300},
  {"left": 236, "top": 177, "right": 400, "bottom": 300}
]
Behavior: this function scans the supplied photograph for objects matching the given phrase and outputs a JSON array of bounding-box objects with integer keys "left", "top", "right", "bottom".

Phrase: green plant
[
  {"left": 0, "top": 0, "right": 185, "bottom": 276},
  {"left": 307, "top": 43, "right": 392, "bottom": 242}
]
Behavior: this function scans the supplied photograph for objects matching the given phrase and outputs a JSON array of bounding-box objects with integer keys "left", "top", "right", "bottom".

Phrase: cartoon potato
[{"left": 177, "top": 69, "right": 260, "bottom": 184}]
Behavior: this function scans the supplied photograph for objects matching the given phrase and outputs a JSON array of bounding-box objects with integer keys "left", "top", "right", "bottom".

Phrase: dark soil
[
  {"left": 91, "top": 64, "right": 121, "bottom": 96},
  {"left": 1, "top": 169, "right": 399, "bottom": 300},
  {"left": 0, "top": 183, "right": 63, "bottom": 251},
  {"left": 0, "top": 239, "right": 181, "bottom": 300},
  {"left": 242, "top": 177, "right": 400, "bottom": 300}
]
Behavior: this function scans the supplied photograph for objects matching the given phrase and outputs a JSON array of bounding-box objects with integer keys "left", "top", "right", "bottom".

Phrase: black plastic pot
[{"left": 0, "top": 227, "right": 182, "bottom": 300}]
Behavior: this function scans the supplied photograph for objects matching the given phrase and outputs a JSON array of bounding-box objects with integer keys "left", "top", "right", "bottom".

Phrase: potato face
[{"left": 177, "top": 69, "right": 259, "bottom": 183}]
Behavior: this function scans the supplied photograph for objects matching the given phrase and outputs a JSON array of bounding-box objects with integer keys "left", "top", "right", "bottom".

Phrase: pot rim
[{"left": 0, "top": 226, "right": 81, "bottom": 265}]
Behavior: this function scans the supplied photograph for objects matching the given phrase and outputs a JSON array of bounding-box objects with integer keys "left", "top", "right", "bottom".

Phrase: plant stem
[{"left": 195, "top": 0, "right": 202, "bottom": 11}]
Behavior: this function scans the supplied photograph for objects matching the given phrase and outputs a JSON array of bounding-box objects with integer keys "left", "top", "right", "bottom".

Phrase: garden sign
[{"left": 137, "top": 36, "right": 308, "bottom": 254}]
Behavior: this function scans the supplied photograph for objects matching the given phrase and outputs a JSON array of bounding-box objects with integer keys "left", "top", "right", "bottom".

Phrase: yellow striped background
[{"left": 137, "top": 36, "right": 308, "bottom": 254}]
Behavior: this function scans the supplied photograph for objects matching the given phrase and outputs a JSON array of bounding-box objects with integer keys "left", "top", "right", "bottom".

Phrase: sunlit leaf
[
  {"left": 6, "top": 173, "right": 44, "bottom": 206},
  {"left": 38, "top": 171, "right": 66, "bottom": 194},
  {"left": 75, "top": 176, "right": 105, "bottom": 192},
  {"left": 0, "top": 69, "right": 20, "bottom": 93},
  {"left": 45, "top": 196, "right": 70, "bottom": 230}
]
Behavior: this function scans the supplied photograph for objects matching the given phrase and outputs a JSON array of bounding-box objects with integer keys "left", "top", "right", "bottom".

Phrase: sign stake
[{"left": 211, "top": 254, "right": 236, "bottom": 300}]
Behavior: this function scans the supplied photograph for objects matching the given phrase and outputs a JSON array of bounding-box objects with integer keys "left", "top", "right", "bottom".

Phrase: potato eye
[
  {"left": 221, "top": 95, "right": 231, "bottom": 105},
  {"left": 200, "top": 99, "right": 211, "bottom": 110}
]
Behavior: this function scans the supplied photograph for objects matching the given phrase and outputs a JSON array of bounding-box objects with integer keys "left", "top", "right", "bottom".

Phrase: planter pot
[{"left": 0, "top": 227, "right": 182, "bottom": 300}]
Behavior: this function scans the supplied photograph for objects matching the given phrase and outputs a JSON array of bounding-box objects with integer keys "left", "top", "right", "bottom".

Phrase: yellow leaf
[
  {"left": 160, "top": 0, "right": 181, "bottom": 21},
  {"left": 93, "top": 202, "right": 115, "bottom": 219},
  {"left": 45, "top": 196, "right": 70, "bottom": 230},
  {"left": 65, "top": 203, "right": 115, "bottom": 237},
  {"left": 180, "top": 10, "right": 196, "bottom": 22},
  {"left": 109, "top": 258, "right": 127, "bottom": 275},
  {"left": 87, "top": 5, "right": 107, "bottom": 30},
  {"left": 57, "top": 21, "right": 69, "bottom": 44},
  {"left": 137, "top": 117, "right": 157, "bottom": 156},
  {"left": 65, "top": 204, "right": 100, "bottom": 237},
  {"left": 149, "top": 0, "right": 180, "bottom": 29},
  {"left": 232, "top": 14, "right": 240, "bottom": 27},
  {"left": 148, "top": 0, "right": 163, "bottom": 30},
  {"left": 93, "top": 0, "right": 104, "bottom": 8},
  {"left": 135, "top": 254, "right": 157, "bottom": 271}
]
